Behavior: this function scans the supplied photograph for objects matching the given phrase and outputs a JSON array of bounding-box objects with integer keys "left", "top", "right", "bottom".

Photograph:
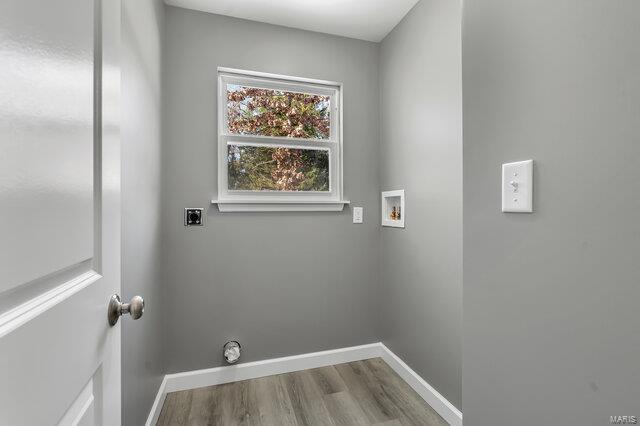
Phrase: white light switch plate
[
  {"left": 502, "top": 160, "right": 533, "bottom": 213},
  {"left": 353, "top": 207, "right": 363, "bottom": 223}
]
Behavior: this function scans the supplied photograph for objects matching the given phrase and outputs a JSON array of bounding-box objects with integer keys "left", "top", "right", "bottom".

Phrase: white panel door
[{"left": 0, "top": 0, "right": 122, "bottom": 424}]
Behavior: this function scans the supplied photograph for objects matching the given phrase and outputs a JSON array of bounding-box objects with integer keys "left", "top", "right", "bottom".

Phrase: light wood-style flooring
[{"left": 157, "top": 357, "right": 447, "bottom": 425}]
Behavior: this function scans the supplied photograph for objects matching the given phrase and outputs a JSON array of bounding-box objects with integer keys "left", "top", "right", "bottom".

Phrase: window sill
[{"left": 211, "top": 199, "right": 350, "bottom": 212}]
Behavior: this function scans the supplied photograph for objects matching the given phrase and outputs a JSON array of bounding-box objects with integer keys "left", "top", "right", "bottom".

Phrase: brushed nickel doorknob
[{"left": 108, "top": 294, "right": 144, "bottom": 326}]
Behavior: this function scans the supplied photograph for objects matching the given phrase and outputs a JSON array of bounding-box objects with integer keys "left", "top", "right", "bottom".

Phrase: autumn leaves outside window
[
  {"left": 225, "top": 84, "right": 333, "bottom": 192},
  {"left": 227, "top": 85, "right": 330, "bottom": 140}
]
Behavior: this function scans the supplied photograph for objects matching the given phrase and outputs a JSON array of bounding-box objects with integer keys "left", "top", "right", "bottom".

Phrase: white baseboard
[
  {"left": 379, "top": 344, "right": 463, "bottom": 426},
  {"left": 146, "top": 375, "right": 168, "bottom": 426},
  {"left": 145, "top": 342, "right": 462, "bottom": 426}
]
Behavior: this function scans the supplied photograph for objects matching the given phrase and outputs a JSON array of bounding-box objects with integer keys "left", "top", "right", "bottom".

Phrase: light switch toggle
[{"left": 509, "top": 181, "right": 519, "bottom": 192}]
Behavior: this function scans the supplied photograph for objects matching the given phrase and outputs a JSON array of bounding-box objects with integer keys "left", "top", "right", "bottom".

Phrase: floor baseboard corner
[
  {"left": 145, "top": 375, "right": 167, "bottom": 426},
  {"left": 379, "top": 343, "right": 462, "bottom": 426}
]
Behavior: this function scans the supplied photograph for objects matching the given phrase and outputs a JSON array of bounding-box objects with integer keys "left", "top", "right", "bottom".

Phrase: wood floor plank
[
  {"left": 157, "top": 390, "right": 193, "bottom": 426},
  {"left": 366, "top": 360, "right": 419, "bottom": 422},
  {"left": 372, "top": 420, "right": 403, "bottom": 426},
  {"left": 363, "top": 358, "right": 447, "bottom": 426},
  {"left": 333, "top": 361, "right": 397, "bottom": 424},
  {"left": 188, "top": 385, "right": 225, "bottom": 425},
  {"left": 253, "top": 375, "right": 298, "bottom": 426},
  {"left": 308, "top": 365, "right": 348, "bottom": 395},
  {"left": 280, "top": 370, "right": 335, "bottom": 426},
  {"left": 322, "top": 391, "right": 369, "bottom": 426},
  {"left": 208, "top": 382, "right": 237, "bottom": 425},
  {"left": 156, "top": 392, "right": 176, "bottom": 426},
  {"left": 350, "top": 359, "right": 424, "bottom": 426},
  {"left": 229, "top": 379, "right": 261, "bottom": 425}
]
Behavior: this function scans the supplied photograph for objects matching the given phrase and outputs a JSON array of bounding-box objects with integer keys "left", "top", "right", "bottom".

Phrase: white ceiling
[{"left": 164, "top": 0, "right": 420, "bottom": 42}]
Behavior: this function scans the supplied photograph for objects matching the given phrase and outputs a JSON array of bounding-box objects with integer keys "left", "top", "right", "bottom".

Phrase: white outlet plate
[
  {"left": 502, "top": 160, "right": 533, "bottom": 213},
  {"left": 353, "top": 207, "right": 363, "bottom": 223}
]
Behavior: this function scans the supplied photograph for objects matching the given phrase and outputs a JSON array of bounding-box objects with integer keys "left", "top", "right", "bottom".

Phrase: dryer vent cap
[{"left": 223, "top": 340, "right": 241, "bottom": 364}]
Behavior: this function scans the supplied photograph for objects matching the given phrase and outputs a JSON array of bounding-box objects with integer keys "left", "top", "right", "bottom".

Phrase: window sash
[
  {"left": 220, "top": 74, "right": 340, "bottom": 143},
  {"left": 226, "top": 142, "right": 332, "bottom": 193},
  {"left": 219, "top": 136, "right": 339, "bottom": 201},
  {"left": 226, "top": 82, "right": 332, "bottom": 141}
]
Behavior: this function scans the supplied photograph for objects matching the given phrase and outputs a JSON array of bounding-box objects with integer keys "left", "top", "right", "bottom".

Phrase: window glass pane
[
  {"left": 227, "top": 84, "right": 330, "bottom": 139},
  {"left": 228, "top": 144, "right": 329, "bottom": 191}
]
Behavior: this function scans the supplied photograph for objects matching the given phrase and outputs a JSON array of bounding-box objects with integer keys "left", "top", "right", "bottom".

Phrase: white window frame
[{"left": 212, "top": 67, "right": 349, "bottom": 212}]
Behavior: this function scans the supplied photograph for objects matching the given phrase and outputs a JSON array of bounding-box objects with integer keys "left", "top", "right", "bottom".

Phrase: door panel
[
  {"left": 0, "top": 0, "right": 94, "bottom": 293},
  {"left": 0, "top": 0, "right": 121, "bottom": 424},
  {"left": 58, "top": 374, "right": 99, "bottom": 426}
]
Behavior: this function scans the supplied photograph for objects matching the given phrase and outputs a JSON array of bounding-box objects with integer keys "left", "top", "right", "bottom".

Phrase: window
[{"left": 214, "top": 68, "right": 348, "bottom": 212}]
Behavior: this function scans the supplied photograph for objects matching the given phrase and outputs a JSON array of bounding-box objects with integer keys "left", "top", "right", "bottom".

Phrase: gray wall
[
  {"left": 162, "top": 6, "right": 380, "bottom": 373},
  {"left": 379, "top": 0, "right": 463, "bottom": 410},
  {"left": 463, "top": 1, "right": 640, "bottom": 424},
  {"left": 121, "top": 0, "right": 165, "bottom": 424}
]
